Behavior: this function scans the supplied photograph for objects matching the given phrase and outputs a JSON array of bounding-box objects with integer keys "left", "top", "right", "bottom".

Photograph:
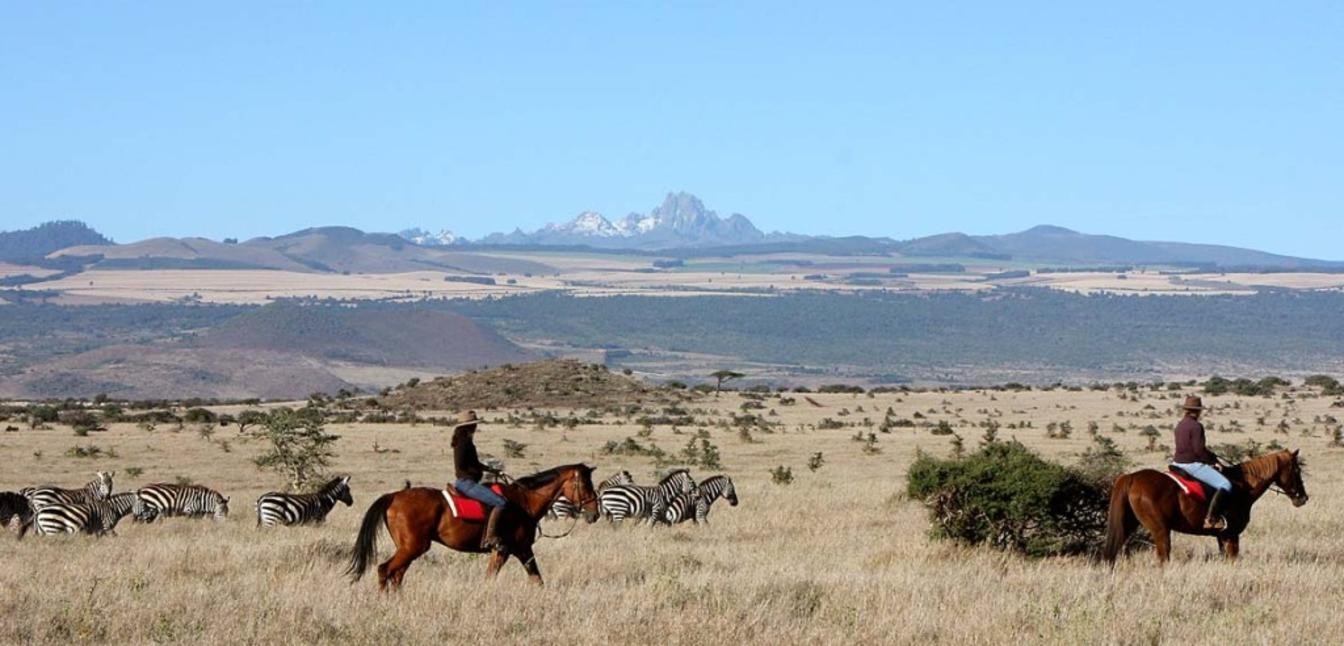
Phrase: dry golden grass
[{"left": 2, "top": 387, "right": 1343, "bottom": 644}]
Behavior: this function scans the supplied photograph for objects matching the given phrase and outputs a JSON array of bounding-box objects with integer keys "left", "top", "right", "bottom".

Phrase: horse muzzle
[{"left": 1293, "top": 494, "right": 1309, "bottom": 507}]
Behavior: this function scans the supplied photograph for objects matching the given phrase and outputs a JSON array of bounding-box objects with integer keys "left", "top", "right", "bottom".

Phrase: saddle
[
  {"left": 1165, "top": 465, "right": 1208, "bottom": 504},
  {"left": 442, "top": 483, "right": 505, "bottom": 522}
]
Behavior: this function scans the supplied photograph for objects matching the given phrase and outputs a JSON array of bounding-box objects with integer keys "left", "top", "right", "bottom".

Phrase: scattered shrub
[
  {"left": 906, "top": 441, "right": 1109, "bottom": 557},
  {"left": 769, "top": 465, "right": 794, "bottom": 485}
]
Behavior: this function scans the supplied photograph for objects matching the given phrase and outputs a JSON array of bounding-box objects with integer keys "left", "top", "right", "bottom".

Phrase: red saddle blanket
[
  {"left": 443, "top": 484, "right": 505, "bottom": 522},
  {"left": 1165, "top": 469, "right": 1208, "bottom": 504}
]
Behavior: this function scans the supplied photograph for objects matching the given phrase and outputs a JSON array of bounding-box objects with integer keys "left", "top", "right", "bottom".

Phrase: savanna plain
[{"left": 3, "top": 386, "right": 1343, "bottom": 645}]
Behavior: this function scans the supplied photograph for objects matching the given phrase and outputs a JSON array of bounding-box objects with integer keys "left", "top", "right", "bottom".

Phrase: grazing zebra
[
  {"left": 1, "top": 491, "right": 33, "bottom": 537},
  {"left": 33, "top": 492, "right": 144, "bottom": 536},
  {"left": 256, "top": 476, "right": 353, "bottom": 527},
  {"left": 136, "top": 483, "right": 230, "bottom": 521},
  {"left": 599, "top": 469, "right": 695, "bottom": 523},
  {"left": 661, "top": 475, "right": 739, "bottom": 525},
  {"left": 549, "top": 470, "right": 634, "bottom": 520},
  {"left": 22, "top": 471, "right": 114, "bottom": 511}
]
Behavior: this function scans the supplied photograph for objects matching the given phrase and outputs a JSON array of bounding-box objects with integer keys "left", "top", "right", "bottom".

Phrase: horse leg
[
  {"left": 1219, "top": 535, "right": 1240, "bottom": 560},
  {"left": 1152, "top": 526, "right": 1172, "bottom": 565},
  {"left": 485, "top": 550, "right": 509, "bottom": 579},
  {"left": 515, "top": 546, "right": 544, "bottom": 586},
  {"left": 381, "top": 538, "right": 431, "bottom": 591}
]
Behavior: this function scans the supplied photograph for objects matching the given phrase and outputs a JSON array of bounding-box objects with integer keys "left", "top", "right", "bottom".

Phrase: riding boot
[
  {"left": 1204, "top": 489, "right": 1228, "bottom": 530},
  {"left": 481, "top": 505, "right": 506, "bottom": 551}
]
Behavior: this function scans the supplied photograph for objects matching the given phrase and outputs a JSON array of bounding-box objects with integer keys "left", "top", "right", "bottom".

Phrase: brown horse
[
  {"left": 347, "top": 463, "right": 600, "bottom": 589},
  {"left": 1102, "top": 449, "right": 1308, "bottom": 564}
]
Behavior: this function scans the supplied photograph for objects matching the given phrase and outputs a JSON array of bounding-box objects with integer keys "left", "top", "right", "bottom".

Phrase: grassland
[{"left": 2, "top": 385, "right": 1343, "bottom": 644}]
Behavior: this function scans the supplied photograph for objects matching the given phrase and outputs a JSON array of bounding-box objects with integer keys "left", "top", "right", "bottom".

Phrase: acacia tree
[
  {"left": 710, "top": 370, "right": 745, "bottom": 397},
  {"left": 243, "top": 409, "right": 339, "bottom": 490}
]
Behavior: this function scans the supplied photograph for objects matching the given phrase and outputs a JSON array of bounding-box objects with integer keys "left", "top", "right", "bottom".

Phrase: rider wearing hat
[
  {"left": 450, "top": 411, "right": 510, "bottom": 550},
  {"left": 1172, "top": 395, "right": 1232, "bottom": 529}
]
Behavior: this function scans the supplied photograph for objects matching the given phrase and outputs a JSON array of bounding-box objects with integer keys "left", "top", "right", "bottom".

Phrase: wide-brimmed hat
[
  {"left": 452, "top": 410, "right": 482, "bottom": 429},
  {"left": 1181, "top": 396, "right": 1205, "bottom": 411}
]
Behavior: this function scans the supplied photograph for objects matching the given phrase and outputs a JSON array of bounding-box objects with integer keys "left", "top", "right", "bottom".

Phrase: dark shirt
[
  {"left": 1173, "top": 416, "right": 1216, "bottom": 464},
  {"left": 452, "top": 427, "right": 488, "bottom": 481}
]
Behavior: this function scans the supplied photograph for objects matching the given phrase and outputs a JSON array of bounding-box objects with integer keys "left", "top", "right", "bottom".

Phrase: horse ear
[{"left": 1292, "top": 449, "right": 1300, "bottom": 458}]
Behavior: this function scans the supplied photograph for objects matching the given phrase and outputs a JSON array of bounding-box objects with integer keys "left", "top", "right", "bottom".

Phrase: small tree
[
  {"left": 709, "top": 370, "right": 745, "bottom": 397},
  {"left": 244, "top": 410, "right": 340, "bottom": 490}
]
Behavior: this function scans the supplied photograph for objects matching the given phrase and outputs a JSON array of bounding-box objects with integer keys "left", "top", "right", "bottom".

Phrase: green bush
[{"left": 906, "top": 441, "right": 1109, "bottom": 557}]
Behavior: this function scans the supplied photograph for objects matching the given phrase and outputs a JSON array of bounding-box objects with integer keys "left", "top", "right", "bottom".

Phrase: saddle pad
[
  {"left": 443, "top": 484, "right": 505, "bottom": 522},
  {"left": 1165, "top": 470, "right": 1207, "bottom": 504}
]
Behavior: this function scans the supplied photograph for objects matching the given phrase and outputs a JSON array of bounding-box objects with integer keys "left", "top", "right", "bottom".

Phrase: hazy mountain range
[{"left": 4, "top": 192, "right": 1342, "bottom": 271}]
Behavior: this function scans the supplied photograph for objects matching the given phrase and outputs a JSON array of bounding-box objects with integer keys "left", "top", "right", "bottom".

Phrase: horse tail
[
  {"left": 347, "top": 491, "right": 397, "bottom": 581},
  {"left": 1102, "top": 474, "right": 1133, "bottom": 564}
]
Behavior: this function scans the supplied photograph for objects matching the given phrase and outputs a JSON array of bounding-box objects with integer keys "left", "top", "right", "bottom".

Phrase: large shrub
[{"left": 906, "top": 441, "right": 1109, "bottom": 557}]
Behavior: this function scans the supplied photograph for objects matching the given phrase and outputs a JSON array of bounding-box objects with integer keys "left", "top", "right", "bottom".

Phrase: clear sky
[{"left": 2, "top": 3, "right": 1341, "bottom": 258}]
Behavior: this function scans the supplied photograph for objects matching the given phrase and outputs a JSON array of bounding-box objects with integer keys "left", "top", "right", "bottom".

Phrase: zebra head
[
  {"left": 331, "top": 475, "right": 354, "bottom": 506},
  {"left": 213, "top": 494, "right": 230, "bottom": 520},
  {"left": 721, "top": 477, "right": 739, "bottom": 506},
  {"left": 94, "top": 471, "right": 115, "bottom": 499}
]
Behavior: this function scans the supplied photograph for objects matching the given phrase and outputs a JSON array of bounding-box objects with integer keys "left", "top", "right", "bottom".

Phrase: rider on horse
[
  {"left": 450, "top": 410, "right": 510, "bottom": 550},
  {"left": 1171, "top": 395, "right": 1232, "bottom": 530}
]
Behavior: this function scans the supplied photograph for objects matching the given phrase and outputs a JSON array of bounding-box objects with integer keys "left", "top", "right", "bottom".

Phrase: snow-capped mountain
[
  {"left": 398, "top": 228, "right": 458, "bottom": 246},
  {"left": 480, "top": 192, "right": 780, "bottom": 249}
]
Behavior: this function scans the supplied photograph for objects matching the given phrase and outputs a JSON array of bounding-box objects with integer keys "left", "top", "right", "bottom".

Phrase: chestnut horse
[
  {"left": 1102, "top": 449, "right": 1308, "bottom": 564},
  {"left": 347, "top": 463, "right": 600, "bottom": 589}
]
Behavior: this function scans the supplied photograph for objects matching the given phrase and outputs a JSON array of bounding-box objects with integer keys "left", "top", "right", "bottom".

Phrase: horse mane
[
  {"left": 1229, "top": 450, "right": 1298, "bottom": 485},
  {"left": 515, "top": 463, "right": 588, "bottom": 489}
]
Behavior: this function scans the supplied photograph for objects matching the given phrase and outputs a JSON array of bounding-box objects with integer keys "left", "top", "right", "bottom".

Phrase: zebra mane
[
  {"left": 319, "top": 476, "right": 350, "bottom": 493},
  {"left": 515, "top": 463, "right": 590, "bottom": 489},
  {"left": 658, "top": 469, "right": 691, "bottom": 485},
  {"left": 700, "top": 475, "right": 728, "bottom": 487}
]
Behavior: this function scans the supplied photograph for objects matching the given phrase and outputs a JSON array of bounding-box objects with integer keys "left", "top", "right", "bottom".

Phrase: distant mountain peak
[
  {"left": 478, "top": 192, "right": 768, "bottom": 250},
  {"left": 1021, "top": 225, "right": 1079, "bottom": 235},
  {"left": 398, "top": 228, "right": 458, "bottom": 246}
]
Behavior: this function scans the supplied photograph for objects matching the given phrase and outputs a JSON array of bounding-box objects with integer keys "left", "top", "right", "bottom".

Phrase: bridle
[{"left": 509, "top": 470, "right": 599, "bottom": 540}]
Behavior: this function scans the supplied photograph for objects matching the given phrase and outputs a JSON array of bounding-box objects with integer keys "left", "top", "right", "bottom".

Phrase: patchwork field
[
  {"left": 14, "top": 251, "right": 1344, "bottom": 305},
  {"left": 3, "top": 385, "right": 1343, "bottom": 644}
]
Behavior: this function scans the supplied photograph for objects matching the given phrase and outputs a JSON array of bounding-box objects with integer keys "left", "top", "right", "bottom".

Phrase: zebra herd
[
  {"left": 2, "top": 467, "right": 731, "bottom": 539},
  {"left": 549, "top": 468, "right": 739, "bottom": 526},
  {"left": 1, "top": 471, "right": 354, "bottom": 538}
]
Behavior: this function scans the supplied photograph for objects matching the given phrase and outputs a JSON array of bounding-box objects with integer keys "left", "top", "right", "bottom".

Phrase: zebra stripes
[
  {"left": 1, "top": 491, "right": 33, "bottom": 537},
  {"left": 33, "top": 492, "right": 143, "bottom": 536},
  {"left": 599, "top": 469, "right": 695, "bottom": 523},
  {"left": 661, "top": 475, "right": 739, "bottom": 525},
  {"left": 137, "top": 483, "right": 230, "bottom": 521},
  {"left": 549, "top": 470, "right": 633, "bottom": 519},
  {"left": 22, "top": 472, "right": 114, "bottom": 511},
  {"left": 256, "top": 476, "right": 353, "bottom": 527}
]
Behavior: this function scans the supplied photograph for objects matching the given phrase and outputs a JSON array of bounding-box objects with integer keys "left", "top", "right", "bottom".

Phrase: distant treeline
[{"left": 443, "top": 289, "right": 1344, "bottom": 372}]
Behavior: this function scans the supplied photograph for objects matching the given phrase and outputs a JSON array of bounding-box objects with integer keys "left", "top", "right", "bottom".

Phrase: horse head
[
  {"left": 1277, "top": 449, "right": 1309, "bottom": 507},
  {"left": 562, "top": 464, "right": 601, "bottom": 523}
]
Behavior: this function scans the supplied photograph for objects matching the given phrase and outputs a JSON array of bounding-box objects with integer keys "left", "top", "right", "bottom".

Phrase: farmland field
[{"left": 3, "top": 385, "right": 1343, "bottom": 644}]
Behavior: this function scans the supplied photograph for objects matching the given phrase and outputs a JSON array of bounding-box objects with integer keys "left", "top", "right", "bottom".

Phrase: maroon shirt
[{"left": 1173, "top": 416, "right": 1216, "bottom": 464}]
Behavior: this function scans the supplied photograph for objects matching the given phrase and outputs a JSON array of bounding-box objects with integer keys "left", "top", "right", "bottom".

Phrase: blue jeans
[
  {"left": 1173, "top": 462, "right": 1233, "bottom": 492},
  {"left": 454, "top": 479, "right": 507, "bottom": 508}
]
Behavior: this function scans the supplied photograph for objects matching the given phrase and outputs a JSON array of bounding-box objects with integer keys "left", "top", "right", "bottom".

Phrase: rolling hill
[
  {"left": 0, "top": 303, "right": 533, "bottom": 399},
  {"left": 47, "top": 226, "right": 556, "bottom": 275}
]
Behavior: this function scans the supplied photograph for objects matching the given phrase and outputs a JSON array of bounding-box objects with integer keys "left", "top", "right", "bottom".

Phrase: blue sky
[{"left": 2, "top": 3, "right": 1341, "bottom": 258}]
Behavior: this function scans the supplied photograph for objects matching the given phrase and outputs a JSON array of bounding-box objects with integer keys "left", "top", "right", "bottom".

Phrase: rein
[{"left": 498, "top": 469, "right": 597, "bottom": 540}]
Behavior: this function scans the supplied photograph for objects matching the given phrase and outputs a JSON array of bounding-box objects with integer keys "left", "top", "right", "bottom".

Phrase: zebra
[
  {"left": 599, "top": 469, "right": 695, "bottom": 524},
  {"left": 661, "top": 475, "right": 739, "bottom": 525},
  {"left": 548, "top": 470, "right": 634, "bottom": 520},
  {"left": 22, "top": 471, "right": 114, "bottom": 511},
  {"left": 136, "top": 483, "right": 230, "bottom": 521},
  {"left": 255, "top": 476, "right": 353, "bottom": 527},
  {"left": 33, "top": 492, "right": 144, "bottom": 536},
  {"left": 1, "top": 491, "right": 33, "bottom": 538}
]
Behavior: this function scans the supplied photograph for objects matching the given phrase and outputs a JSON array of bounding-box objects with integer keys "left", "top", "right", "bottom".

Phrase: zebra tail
[{"left": 347, "top": 491, "right": 396, "bottom": 581}]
